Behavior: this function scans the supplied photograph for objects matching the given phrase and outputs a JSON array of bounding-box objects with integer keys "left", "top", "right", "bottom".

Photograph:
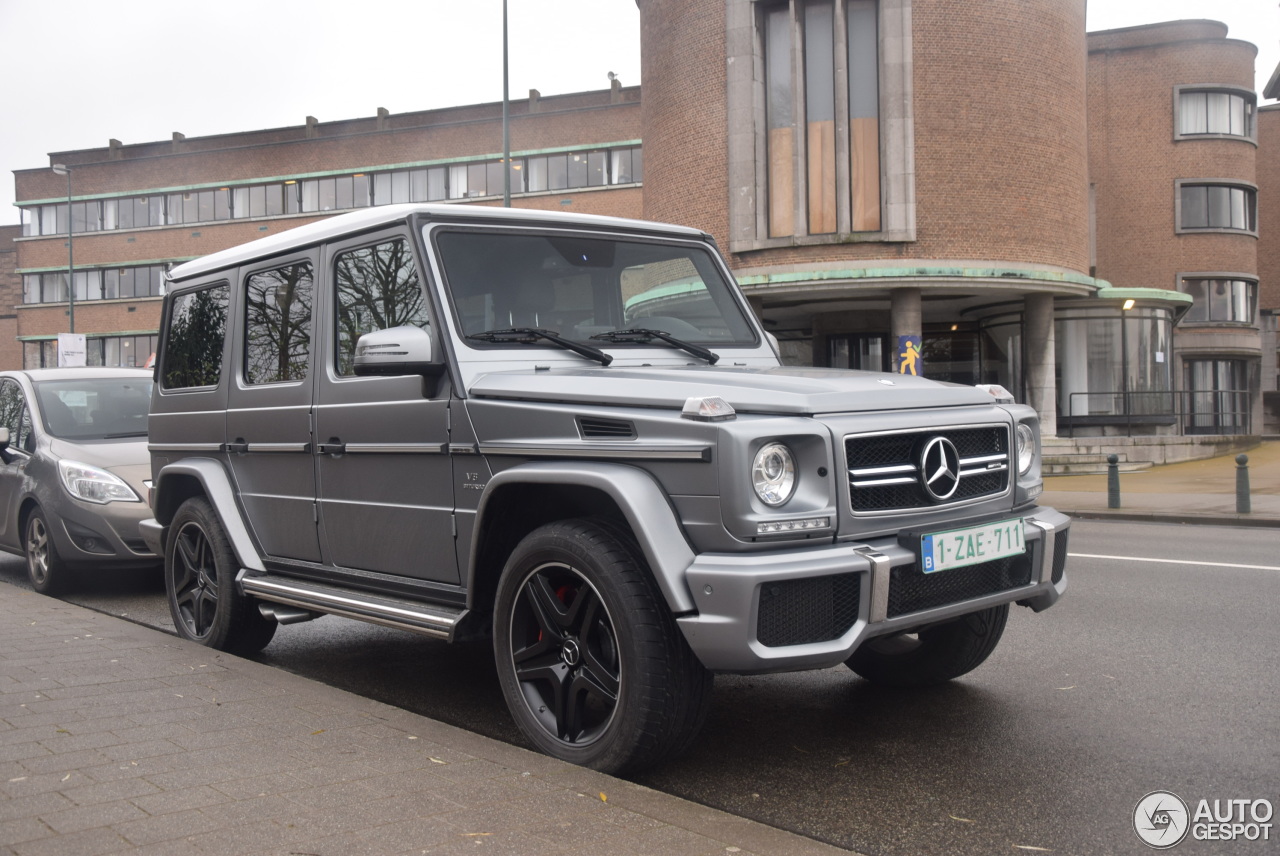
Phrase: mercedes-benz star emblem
[
  {"left": 560, "top": 638, "right": 582, "bottom": 668},
  {"left": 919, "top": 436, "right": 961, "bottom": 501}
]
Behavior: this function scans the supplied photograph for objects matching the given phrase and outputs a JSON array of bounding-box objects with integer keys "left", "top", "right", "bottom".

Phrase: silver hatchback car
[{"left": 0, "top": 368, "right": 157, "bottom": 593}]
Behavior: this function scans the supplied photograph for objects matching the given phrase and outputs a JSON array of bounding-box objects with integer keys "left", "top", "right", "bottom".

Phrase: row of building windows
[
  {"left": 1179, "top": 183, "right": 1257, "bottom": 232},
  {"left": 1176, "top": 88, "right": 1256, "bottom": 139},
  {"left": 23, "top": 264, "right": 167, "bottom": 305},
  {"left": 21, "top": 146, "right": 643, "bottom": 237},
  {"left": 23, "top": 335, "right": 157, "bottom": 370},
  {"left": 1180, "top": 278, "right": 1256, "bottom": 323}
]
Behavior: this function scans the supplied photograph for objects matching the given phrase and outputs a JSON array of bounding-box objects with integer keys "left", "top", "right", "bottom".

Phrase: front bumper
[{"left": 676, "top": 506, "right": 1069, "bottom": 673}]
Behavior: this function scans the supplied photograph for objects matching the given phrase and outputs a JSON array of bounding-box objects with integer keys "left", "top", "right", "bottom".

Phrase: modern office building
[{"left": 6, "top": 0, "right": 1276, "bottom": 448}]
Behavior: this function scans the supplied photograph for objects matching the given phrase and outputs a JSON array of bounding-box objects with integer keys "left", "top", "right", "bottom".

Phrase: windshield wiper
[
  {"left": 467, "top": 328, "right": 612, "bottom": 366},
  {"left": 591, "top": 328, "right": 720, "bottom": 364}
]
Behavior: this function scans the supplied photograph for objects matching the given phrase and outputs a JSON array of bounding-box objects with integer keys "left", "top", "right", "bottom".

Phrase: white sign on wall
[{"left": 57, "top": 333, "right": 87, "bottom": 367}]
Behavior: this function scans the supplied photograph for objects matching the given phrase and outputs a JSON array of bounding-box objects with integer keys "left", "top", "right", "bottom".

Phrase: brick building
[{"left": 7, "top": 1, "right": 1275, "bottom": 445}]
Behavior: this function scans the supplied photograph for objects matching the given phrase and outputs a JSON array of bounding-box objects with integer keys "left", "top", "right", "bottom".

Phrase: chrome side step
[{"left": 238, "top": 572, "right": 467, "bottom": 640}]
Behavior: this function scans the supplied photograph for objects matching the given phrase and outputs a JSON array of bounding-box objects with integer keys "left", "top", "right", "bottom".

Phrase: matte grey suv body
[{"left": 141, "top": 204, "right": 1069, "bottom": 773}]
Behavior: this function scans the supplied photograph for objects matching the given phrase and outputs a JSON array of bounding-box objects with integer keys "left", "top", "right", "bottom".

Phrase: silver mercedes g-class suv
[{"left": 142, "top": 204, "right": 1068, "bottom": 773}]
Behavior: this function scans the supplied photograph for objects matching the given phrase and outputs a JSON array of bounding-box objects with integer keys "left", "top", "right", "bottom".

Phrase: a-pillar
[
  {"left": 1024, "top": 293, "right": 1057, "bottom": 437},
  {"left": 890, "top": 288, "right": 921, "bottom": 375}
]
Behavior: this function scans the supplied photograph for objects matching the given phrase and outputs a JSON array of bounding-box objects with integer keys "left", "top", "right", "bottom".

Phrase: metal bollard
[
  {"left": 1236, "top": 454, "right": 1251, "bottom": 514},
  {"left": 1107, "top": 453, "right": 1120, "bottom": 509}
]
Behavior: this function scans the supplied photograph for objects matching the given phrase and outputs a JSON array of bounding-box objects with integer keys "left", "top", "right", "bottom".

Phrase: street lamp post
[{"left": 51, "top": 164, "right": 75, "bottom": 334}]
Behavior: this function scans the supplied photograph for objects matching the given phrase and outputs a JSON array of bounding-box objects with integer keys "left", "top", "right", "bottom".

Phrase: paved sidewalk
[
  {"left": 1041, "top": 438, "right": 1280, "bottom": 527},
  {"left": 0, "top": 587, "right": 849, "bottom": 856}
]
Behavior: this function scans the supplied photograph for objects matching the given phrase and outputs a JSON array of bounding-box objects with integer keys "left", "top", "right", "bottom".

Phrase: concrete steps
[{"left": 1040, "top": 435, "right": 1257, "bottom": 474}]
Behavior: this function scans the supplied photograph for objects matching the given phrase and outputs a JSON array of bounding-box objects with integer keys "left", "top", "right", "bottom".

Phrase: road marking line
[{"left": 1069, "top": 552, "right": 1280, "bottom": 572}]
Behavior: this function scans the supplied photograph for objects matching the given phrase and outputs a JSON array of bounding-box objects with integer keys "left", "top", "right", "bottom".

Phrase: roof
[
  {"left": 168, "top": 204, "right": 707, "bottom": 281},
  {"left": 7, "top": 367, "right": 152, "bottom": 382}
]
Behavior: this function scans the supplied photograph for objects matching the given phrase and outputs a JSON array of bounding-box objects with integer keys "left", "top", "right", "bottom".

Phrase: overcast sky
[{"left": 2, "top": 0, "right": 1275, "bottom": 226}]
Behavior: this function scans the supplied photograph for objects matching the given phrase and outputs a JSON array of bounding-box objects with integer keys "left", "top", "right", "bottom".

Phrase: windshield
[
  {"left": 34, "top": 378, "right": 152, "bottom": 440},
  {"left": 433, "top": 229, "right": 758, "bottom": 347}
]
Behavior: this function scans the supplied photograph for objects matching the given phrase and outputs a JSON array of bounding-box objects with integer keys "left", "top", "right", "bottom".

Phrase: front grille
[
  {"left": 757, "top": 574, "right": 861, "bottom": 647},
  {"left": 886, "top": 552, "right": 1033, "bottom": 618},
  {"left": 846, "top": 425, "right": 1010, "bottom": 513}
]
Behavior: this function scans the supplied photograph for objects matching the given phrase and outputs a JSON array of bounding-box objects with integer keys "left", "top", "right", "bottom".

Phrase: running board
[{"left": 237, "top": 571, "right": 467, "bottom": 640}]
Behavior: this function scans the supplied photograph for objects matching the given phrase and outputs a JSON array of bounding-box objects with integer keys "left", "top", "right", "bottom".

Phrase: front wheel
[
  {"left": 165, "top": 497, "right": 276, "bottom": 655},
  {"left": 493, "top": 519, "right": 712, "bottom": 774},
  {"left": 25, "top": 508, "right": 72, "bottom": 595},
  {"left": 845, "top": 604, "right": 1009, "bottom": 687}
]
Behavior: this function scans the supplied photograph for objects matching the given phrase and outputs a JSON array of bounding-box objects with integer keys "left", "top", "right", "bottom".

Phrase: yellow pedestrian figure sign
[{"left": 897, "top": 336, "right": 921, "bottom": 376}]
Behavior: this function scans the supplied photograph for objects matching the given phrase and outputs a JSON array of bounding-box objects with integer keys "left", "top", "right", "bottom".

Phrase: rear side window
[
  {"left": 244, "top": 262, "right": 314, "bottom": 384},
  {"left": 162, "top": 283, "right": 229, "bottom": 389},
  {"left": 333, "top": 238, "right": 428, "bottom": 376}
]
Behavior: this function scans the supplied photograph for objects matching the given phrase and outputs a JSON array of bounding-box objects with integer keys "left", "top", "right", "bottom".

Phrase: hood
[
  {"left": 467, "top": 365, "right": 996, "bottom": 415},
  {"left": 49, "top": 437, "right": 153, "bottom": 495}
]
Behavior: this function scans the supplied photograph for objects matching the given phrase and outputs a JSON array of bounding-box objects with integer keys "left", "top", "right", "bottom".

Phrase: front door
[
  {"left": 224, "top": 255, "right": 321, "bottom": 562},
  {"left": 0, "top": 379, "right": 34, "bottom": 547},
  {"left": 313, "top": 232, "right": 458, "bottom": 583}
]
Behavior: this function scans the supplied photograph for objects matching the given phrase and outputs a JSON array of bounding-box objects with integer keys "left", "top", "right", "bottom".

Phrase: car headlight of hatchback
[
  {"left": 752, "top": 442, "right": 797, "bottom": 506},
  {"left": 58, "top": 460, "right": 141, "bottom": 504},
  {"left": 1015, "top": 423, "right": 1036, "bottom": 476}
]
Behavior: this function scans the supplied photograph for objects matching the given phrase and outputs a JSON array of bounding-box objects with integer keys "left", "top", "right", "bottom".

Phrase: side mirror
[
  {"left": 0, "top": 428, "right": 14, "bottom": 465},
  {"left": 353, "top": 325, "right": 445, "bottom": 378}
]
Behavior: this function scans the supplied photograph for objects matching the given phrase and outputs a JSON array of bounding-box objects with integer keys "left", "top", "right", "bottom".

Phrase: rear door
[
  {"left": 224, "top": 252, "right": 321, "bottom": 562},
  {"left": 313, "top": 230, "right": 458, "bottom": 583}
]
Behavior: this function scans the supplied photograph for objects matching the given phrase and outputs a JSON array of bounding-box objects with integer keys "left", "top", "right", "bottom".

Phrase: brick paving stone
[
  {"left": 38, "top": 799, "right": 149, "bottom": 835},
  {"left": 9, "top": 825, "right": 131, "bottom": 856},
  {"left": 111, "top": 806, "right": 225, "bottom": 847}
]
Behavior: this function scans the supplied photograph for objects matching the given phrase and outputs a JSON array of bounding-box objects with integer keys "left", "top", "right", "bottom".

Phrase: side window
[
  {"left": 333, "top": 238, "right": 429, "bottom": 376},
  {"left": 162, "top": 283, "right": 230, "bottom": 389},
  {"left": 244, "top": 262, "right": 314, "bottom": 384},
  {"left": 0, "top": 381, "right": 33, "bottom": 453}
]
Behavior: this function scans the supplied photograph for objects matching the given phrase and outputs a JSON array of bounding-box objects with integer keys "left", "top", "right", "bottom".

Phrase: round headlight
[
  {"left": 752, "top": 443, "right": 796, "bottom": 506},
  {"left": 1015, "top": 423, "right": 1035, "bottom": 476}
]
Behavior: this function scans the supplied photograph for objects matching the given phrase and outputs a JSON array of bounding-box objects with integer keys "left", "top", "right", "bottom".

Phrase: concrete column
[
  {"left": 1024, "top": 293, "right": 1057, "bottom": 437},
  {"left": 890, "top": 288, "right": 921, "bottom": 374}
]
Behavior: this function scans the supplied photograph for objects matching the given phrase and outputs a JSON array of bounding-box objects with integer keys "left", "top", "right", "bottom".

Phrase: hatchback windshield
[
  {"left": 433, "top": 229, "right": 758, "bottom": 346},
  {"left": 35, "top": 378, "right": 153, "bottom": 440}
]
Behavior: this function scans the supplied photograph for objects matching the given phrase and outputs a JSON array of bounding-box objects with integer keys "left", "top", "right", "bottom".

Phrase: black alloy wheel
[
  {"left": 164, "top": 497, "right": 276, "bottom": 655},
  {"left": 494, "top": 519, "right": 712, "bottom": 774}
]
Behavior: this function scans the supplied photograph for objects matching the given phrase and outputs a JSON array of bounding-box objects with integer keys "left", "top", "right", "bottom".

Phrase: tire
[
  {"left": 493, "top": 519, "right": 712, "bottom": 774},
  {"left": 846, "top": 604, "right": 1009, "bottom": 688},
  {"left": 25, "top": 508, "right": 72, "bottom": 595},
  {"left": 165, "top": 497, "right": 276, "bottom": 655}
]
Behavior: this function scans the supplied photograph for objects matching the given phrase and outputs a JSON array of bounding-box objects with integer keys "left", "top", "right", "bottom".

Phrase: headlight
[
  {"left": 57, "top": 460, "right": 141, "bottom": 504},
  {"left": 752, "top": 443, "right": 796, "bottom": 506},
  {"left": 1015, "top": 423, "right": 1036, "bottom": 476}
]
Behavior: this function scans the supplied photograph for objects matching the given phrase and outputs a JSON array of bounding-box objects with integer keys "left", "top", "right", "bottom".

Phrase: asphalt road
[{"left": 2, "top": 518, "right": 1276, "bottom": 855}]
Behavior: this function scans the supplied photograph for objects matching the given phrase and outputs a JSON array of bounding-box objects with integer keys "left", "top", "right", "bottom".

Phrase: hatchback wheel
[
  {"left": 165, "top": 497, "right": 276, "bottom": 655},
  {"left": 25, "top": 508, "right": 72, "bottom": 595}
]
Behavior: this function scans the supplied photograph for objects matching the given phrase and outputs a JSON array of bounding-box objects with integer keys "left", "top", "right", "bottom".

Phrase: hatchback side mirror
[
  {"left": 0, "top": 427, "right": 14, "bottom": 465},
  {"left": 353, "top": 325, "right": 445, "bottom": 378}
]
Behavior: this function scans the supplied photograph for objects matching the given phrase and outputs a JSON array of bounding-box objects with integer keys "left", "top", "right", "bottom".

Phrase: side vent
[{"left": 577, "top": 417, "right": 637, "bottom": 440}]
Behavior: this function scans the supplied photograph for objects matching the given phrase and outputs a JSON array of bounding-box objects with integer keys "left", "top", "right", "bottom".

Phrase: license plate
[{"left": 920, "top": 518, "right": 1025, "bottom": 574}]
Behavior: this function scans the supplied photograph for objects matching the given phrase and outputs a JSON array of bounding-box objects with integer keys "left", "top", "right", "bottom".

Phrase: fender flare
[
  {"left": 471, "top": 461, "right": 697, "bottom": 613},
  {"left": 150, "top": 458, "right": 265, "bottom": 573}
]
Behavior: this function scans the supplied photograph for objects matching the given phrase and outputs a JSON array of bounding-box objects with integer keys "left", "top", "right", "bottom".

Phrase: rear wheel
[
  {"left": 493, "top": 519, "right": 712, "bottom": 774},
  {"left": 165, "top": 497, "right": 276, "bottom": 655},
  {"left": 25, "top": 508, "right": 72, "bottom": 595},
  {"left": 846, "top": 604, "right": 1009, "bottom": 687}
]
